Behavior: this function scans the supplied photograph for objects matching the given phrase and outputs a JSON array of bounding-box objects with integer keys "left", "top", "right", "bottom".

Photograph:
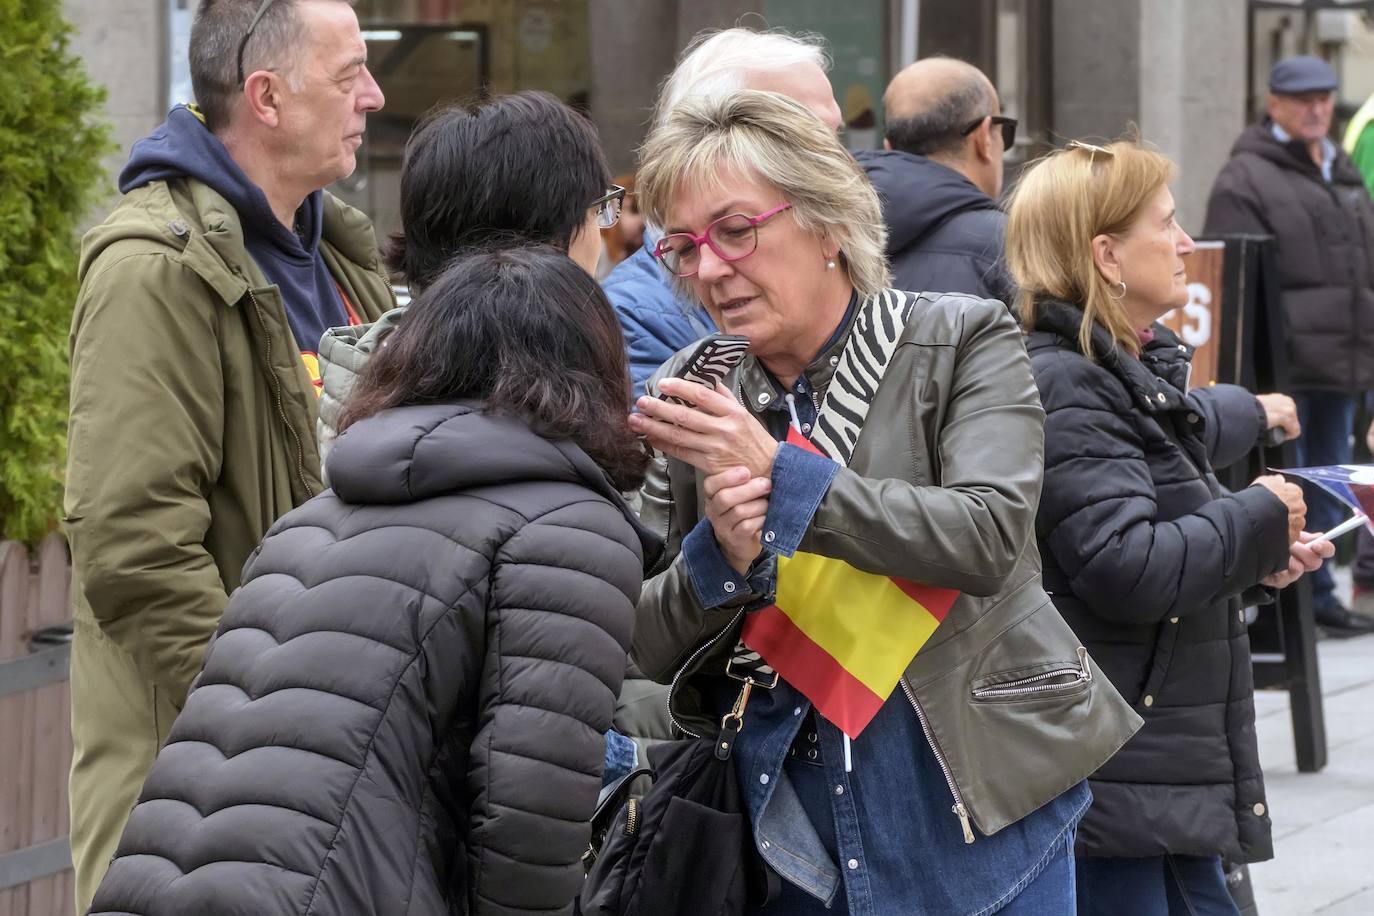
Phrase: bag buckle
[
  {"left": 725, "top": 650, "right": 779, "bottom": 690},
  {"left": 717, "top": 680, "right": 754, "bottom": 760}
]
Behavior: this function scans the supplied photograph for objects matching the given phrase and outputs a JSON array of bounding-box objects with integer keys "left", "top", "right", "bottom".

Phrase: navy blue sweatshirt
[{"left": 119, "top": 106, "right": 351, "bottom": 370}]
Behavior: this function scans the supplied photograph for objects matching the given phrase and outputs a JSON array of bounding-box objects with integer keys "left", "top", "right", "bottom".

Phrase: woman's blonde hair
[
  {"left": 636, "top": 90, "right": 890, "bottom": 298},
  {"left": 1004, "top": 139, "right": 1176, "bottom": 356}
]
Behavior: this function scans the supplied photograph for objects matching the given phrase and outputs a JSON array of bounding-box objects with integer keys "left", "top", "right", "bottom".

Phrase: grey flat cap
[{"left": 1270, "top": 56, "right": 1338, "bottom": 94}]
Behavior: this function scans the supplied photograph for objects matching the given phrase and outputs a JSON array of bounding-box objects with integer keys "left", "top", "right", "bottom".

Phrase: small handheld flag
[
  {"left": 741, "top": 417, "right": 960, "bottom": 740},
  {"left": 1277, "top": 464, "right": 1374, "bottom": 541}
]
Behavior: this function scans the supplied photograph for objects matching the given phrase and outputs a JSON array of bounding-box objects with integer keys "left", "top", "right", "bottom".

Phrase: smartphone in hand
[{"left": 652, "top": 334, "right": 750, "bottom": 405}]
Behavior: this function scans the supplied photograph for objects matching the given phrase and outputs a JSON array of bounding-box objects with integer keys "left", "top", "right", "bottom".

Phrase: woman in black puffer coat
[
  {"left": 1005, "top": 141, "right": 1333, "bottom": 916},
  {"left": 88, "top": 246, "right": 659, "bottom": 916}
]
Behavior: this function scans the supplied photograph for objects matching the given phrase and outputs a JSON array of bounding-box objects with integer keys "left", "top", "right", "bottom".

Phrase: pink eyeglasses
[{"left": 653, "top": 203, "right": 792, "bottom": 278}]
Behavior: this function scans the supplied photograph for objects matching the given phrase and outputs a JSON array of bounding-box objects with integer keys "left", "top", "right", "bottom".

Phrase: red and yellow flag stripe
[{"left": 740, "top": 429, "right": 959, "bottom": 738}]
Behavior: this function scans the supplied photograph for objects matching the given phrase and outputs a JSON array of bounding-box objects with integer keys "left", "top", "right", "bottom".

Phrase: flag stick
[{"left": 1310, "top": 514, "right": 1369, "bottom": 544}]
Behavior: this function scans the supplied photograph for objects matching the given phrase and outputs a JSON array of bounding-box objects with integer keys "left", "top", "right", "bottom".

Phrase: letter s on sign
[{"left": 1177, "top": 282, "right": 1212, "bottom": 348}]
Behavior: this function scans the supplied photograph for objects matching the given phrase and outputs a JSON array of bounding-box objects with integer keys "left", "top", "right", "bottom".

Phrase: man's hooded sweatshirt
[{"left": 119, "top": 105, "right": 354, "bottom": 360}]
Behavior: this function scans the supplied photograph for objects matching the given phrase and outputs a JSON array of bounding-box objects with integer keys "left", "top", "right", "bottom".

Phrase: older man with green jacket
[{"left": 63, "top": 1, "right": 395, "bottom": 909}]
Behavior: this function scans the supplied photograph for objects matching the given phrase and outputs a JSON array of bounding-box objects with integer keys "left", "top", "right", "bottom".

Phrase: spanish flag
[{"left": 740, "top": 428, "right": 959, "bottom": 738}]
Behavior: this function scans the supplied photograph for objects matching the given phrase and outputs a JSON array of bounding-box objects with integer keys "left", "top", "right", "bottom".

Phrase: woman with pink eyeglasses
[{"left": 621, "top": 89, "right": 1140, "bottom": 915}]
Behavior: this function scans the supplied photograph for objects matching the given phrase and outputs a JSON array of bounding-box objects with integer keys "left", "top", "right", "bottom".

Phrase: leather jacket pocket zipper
[{"left": 971, "top": 646, "right": 1093, "bottom": 701}]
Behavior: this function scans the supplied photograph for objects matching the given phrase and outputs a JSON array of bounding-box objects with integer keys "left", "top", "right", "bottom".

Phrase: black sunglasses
[
  {"left": 236, "top": 0, "right": 279, "bottom": 88},
  {"left": 961, "top": 115, "right": 1018, "bottom": 150}
]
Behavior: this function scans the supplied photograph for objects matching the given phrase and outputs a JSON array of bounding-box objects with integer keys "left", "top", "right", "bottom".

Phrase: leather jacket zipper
[
  {"left": 666, "top": 607, "right": 746, "bottom": 738},
  {"left": 247, "top": 289, "right": 315, "bottom": 501},
  {"left": 900, "top": 678, "right": 975, "bottom": 844},
  {"left": 971, "top": 647, "right": 1093, "bottom": 700}
]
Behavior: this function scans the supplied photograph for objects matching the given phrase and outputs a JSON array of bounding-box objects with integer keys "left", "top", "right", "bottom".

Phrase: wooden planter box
[{"left": 0, "top": 534, "right": 75, "bottom": 914}]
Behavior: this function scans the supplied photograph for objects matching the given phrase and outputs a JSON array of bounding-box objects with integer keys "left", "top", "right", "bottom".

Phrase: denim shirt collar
[{"left": 738, "top": 289, "right": 861, "bottom": 417}]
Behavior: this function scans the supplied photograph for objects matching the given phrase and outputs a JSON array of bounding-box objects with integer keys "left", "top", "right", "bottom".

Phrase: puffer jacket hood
[
  {"left": 330, "top": 401, "right": 660, "bottom": 560},
  {"left": 329, "top": 401, "right": 612, "bottom": 502},
  {"left": 854, "top": 149, "right": 1011, "bottom": 304},
  {"left": 858, "top": 149, "right": 996, "bottom": 253}
]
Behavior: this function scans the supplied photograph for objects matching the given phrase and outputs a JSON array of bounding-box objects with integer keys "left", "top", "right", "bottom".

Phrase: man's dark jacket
[
  {"left": 1204, "top": 121, "right": 1374, "bottom": 390},
  {"left": 88, "top": 402, "right": 658, "bottom": 916},
  {"left": 857, "top": 149, "right": 1011, "bottom": 304},
  {"left": 1027, "top": 300, "right": 1290, "bottom": 864}
]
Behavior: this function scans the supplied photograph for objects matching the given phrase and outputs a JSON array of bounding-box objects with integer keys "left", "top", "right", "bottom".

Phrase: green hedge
[{"left": 0, "top": 0, "right": 111, "bottom": 544}]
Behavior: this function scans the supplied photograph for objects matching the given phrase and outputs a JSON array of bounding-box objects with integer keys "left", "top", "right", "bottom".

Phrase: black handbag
[{"left": 580, "top": 681, "right": 779, "bottom": 916}]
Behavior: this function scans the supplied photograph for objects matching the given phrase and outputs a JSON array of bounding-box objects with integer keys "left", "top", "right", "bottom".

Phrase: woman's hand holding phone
[{"left": 630, "top": 379, "right": 778, "bottom": 479}]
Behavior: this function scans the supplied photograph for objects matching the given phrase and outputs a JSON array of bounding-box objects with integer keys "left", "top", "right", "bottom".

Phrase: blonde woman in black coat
[{"left": 1006, "top": 140, "right": 1332, "bottom": 916}]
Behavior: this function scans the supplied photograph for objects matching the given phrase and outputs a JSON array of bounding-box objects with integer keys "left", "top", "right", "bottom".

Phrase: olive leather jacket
[{"left": 631, "top": 291, "right": 1142, "bottom": 839}]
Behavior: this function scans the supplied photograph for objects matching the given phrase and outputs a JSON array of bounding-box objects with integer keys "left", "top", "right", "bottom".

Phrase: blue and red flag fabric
[{"left": 1278, "top": 464, "right": 1374, "bottom": 533}]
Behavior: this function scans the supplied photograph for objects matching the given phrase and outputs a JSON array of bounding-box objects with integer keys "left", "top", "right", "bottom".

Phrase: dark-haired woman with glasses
[
  {"left": 381, "top": 90, "right": 623, "bottom": 292},
  {"left": 321, "top": 89, "right": 630, "bottom": 459}
]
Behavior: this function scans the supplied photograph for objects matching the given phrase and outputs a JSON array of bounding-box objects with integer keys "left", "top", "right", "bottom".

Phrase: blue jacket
[{"left": 603, "top": 232, "right": 714, "bottom": 397}]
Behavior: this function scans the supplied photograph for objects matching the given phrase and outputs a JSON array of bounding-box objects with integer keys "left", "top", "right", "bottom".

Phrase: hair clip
[{"left": 1065, "top": 139, "right": 1114, "bottom": 164}]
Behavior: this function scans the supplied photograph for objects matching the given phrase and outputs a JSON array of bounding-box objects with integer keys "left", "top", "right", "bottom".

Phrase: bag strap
[{"left": 724, "top": 290, "right": 916, "bottom": 702}]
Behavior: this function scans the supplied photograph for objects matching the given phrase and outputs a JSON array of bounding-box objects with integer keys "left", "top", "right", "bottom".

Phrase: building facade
[{"left": 64, "top": 0, "right": 1259, "bottom": 236}]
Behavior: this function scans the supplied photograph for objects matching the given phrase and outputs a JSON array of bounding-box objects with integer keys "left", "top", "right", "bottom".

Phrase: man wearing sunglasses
[
  {"left": 66, "top": 1, "right": 395, "bottom": 907},
  {"left": 857, "top": 56, "right": 1016, "bottom": 306}
]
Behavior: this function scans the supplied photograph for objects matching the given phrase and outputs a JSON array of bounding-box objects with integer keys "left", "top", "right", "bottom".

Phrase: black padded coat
[
  {"left": 1203, "top": 121, "right": 1374, "bottom": 391},
  {"left": 1026, "top": 300, "right": 1290, "bottom": 864},
  {"left": 857, "top": 149, "right": 1012, "bottom": 306},
  {"left": 88, "top": 402, "right": 658, "bottom": 916}
]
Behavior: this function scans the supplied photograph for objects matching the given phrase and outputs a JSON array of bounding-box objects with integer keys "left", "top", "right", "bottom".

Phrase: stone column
[
  {"left": 1050, "top": 0, "right": 1142, "bottom": 143},
  {"left": 63, "top": 0, "right": 166, "bottom": 217},
  {"left": 588, "top": 0, "right": 681, "bottom": 175},
  {"left": 1049, "top": 0, "right": 1245, "bottom": 234},
  {"left": 1139, "top": 0, "right": 1247, "bottom": 234}
]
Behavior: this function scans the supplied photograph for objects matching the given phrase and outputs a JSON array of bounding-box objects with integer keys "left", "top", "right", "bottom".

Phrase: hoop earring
[{"left": 1109, "top": 280, "right": 1127, "bottom": 300}]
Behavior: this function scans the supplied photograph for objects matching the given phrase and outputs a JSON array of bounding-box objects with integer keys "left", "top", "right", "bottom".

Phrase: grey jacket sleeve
[
  {"left": 1186, "top": 384, "right": 1265, "bottom": 471},
  {"left": 317, "top": 307, "right": 407, "bottom": 478},
  {"left": 630, "top": 450, "right": 748, "bottom": 684},
  {"left": 467, "top": 500, "right": 639, "bottom": 916},
  {"left": 799, "top": 300, "right": 1045, "bottom": 596}
]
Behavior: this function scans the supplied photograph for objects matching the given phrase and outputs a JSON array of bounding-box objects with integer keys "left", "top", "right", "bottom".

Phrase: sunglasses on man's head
[{"left": 236, "top": 0, "right": 279, "bottom": 88}]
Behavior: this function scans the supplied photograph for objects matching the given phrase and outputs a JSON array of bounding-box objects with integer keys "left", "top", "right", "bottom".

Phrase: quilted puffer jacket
[
  {"left": 315, "top": 306, "right": 406, "bottom": 476},
  {"left": 1026, "top": 299, "right": 1290, "bottom": 864},
  {"left": 88, "top": 401, "right": 658, "bottom": 916}
]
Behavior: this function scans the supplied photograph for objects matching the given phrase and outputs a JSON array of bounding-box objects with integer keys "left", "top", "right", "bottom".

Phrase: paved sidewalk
[{"left": 1250, "top": 612, "right": 1374, "bottom": 913}]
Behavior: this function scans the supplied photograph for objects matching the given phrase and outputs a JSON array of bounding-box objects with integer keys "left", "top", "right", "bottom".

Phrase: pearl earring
[{"left": 826, "top": 259, "right": 837, "bottom": 270}]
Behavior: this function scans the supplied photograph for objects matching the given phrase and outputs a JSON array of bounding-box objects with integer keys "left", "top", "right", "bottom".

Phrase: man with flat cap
[{"left": 1205, "top": 55, "right": 1374, "bottom": 636}]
